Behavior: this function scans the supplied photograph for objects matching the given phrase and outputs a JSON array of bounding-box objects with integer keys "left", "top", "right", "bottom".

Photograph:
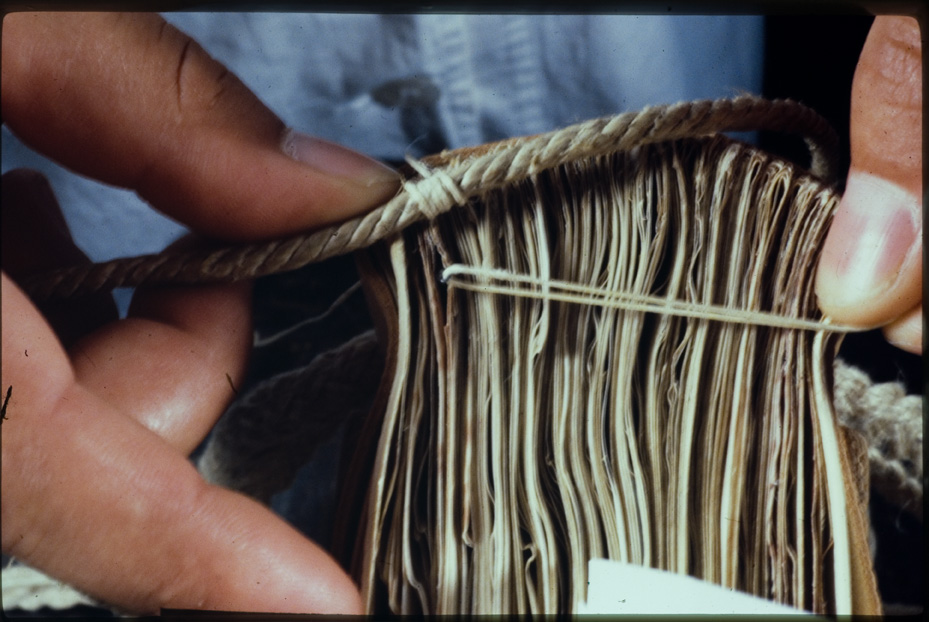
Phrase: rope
[
  {"left": 21, "top": 96, "right": 838, "bottom": 301},
  {"left": 197, "top": 330, "right": 382, "bottom": 503},
  {"left": 833, "top": 359, "right": 924, "bottom": 519},
  {"left": 18, "top": 94, "right": 919, "bottom": 513},
  {"left": 0, "top": 564, "right": 96, "bottom": 612},
  {"left": 3, "top": 98, "right": 920, "bottom": 612}
]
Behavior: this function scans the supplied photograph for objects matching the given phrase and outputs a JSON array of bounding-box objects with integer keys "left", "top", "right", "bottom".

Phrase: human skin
[
  {"left": 0, "top": 10, "right": 921, "bottom": 618},
  {"left": 816, "top": 15, "right": 923, "bottom": 354},
  {"left": 1, "top": 12, "right": 398, "bottom": 614}
]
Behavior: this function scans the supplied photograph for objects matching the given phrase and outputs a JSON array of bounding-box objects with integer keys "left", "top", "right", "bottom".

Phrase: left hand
[{"left": 1, "top": 12, "right": 398, "bottom": 614}]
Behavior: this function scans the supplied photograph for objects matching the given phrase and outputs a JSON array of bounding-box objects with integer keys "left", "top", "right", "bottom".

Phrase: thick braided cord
[
  {"left": 22, "top": 96, "right": 837, "bottom": 300},
  {"left": 833, "top": 359, "right": 924, "bottom": 516}
]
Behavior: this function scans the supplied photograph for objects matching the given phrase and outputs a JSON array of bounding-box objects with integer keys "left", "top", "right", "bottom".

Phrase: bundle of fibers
[
  {"left": 21, "top": 97, "right": 892, "bottom": 616},
  {"left": 333, "top": 138, "right": 880, "bottom": 614}
]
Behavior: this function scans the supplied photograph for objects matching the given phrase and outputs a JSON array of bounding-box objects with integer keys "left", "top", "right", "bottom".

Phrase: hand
[
  {"left": 816, "top": 16, "right": 922, "bottom": 354},
  {"left": 1, "top": 13, "right": 398, "bottom": 614}
]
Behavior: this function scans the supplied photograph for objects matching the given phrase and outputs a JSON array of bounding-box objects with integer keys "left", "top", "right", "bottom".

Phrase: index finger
[{"left": 1, "top": 12, "right": 399, "bottom": 240}]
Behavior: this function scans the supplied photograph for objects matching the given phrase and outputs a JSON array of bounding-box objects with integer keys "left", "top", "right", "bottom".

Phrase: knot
[{"left": 402, "top": 155, "right": 468, "bottom": 220}]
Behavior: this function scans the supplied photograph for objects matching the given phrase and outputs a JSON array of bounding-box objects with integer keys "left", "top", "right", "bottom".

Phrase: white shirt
[{"left": 1, "top": 13, "right": 763, "bottom": 307}]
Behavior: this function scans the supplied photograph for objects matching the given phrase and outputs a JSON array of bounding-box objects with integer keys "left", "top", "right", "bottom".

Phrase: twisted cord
[
  {"left": 833, "top": 359, "right": 924, "bottom": 518},
  {"left": 0, "top": 565, "right": 97, "bottom": 613},
  {"left": 22, "top": 96, "right": 837, "bottom": 301},
  {"left": 197, "top": 330, "right": 382, "bottom": 503}
]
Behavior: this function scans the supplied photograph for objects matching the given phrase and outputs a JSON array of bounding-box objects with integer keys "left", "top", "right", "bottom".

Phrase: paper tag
[{"left": 578, "top": 559, "right": 814, "bottom": 616}]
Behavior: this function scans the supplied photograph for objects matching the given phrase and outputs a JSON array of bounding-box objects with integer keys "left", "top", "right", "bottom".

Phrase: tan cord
[
  {"left": 197, "top": 330, "right": 383, "bottom": 503},
  {"left": 4, "top": 97, "right": 921, "bottom": 615},
  {"left": 22, "top": 96, "right": 837, "bottom": 301},
  {"left": 833, "top": 359, "right": 923, "bottom": 520}
]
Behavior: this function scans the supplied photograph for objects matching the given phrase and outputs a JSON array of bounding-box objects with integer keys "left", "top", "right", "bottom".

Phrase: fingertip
[
  {"left": 272, "top": 128, "right": 401, "bottom": 232},
  {"left": 280, "top": 128, "right": 399, "bottom": 189},
  {"left": 883, "top": 304, "right": 924, "bottom": 355},
  {"left": 3, "top": 377, "right": 364, "bottom": 615},
  {"left": 2, "top": 13, "right": 400, "bottom": 241},
  {"left": 815, "top": 172, "right": 922, "bottom": 327},
  {"left": 185, "top": 484, "right": 365, "bottom": 614}
]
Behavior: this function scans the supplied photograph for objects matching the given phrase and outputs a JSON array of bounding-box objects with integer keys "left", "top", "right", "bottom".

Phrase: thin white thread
[
  {"left": 401, "top": 155, "right": 468, "bottom": 219},
  {"left": 441, "top": 264, "right": 863, "bottom": 333},
  {"left": 253, "top": 281, "right": 363, "bottom": 348}
]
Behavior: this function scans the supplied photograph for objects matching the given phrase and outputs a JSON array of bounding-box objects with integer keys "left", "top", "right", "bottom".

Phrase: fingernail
[
  {"left": 818, "top": 173, "right": 921, "bottom": 305},
  {"left": 280, "top": 129, "right": 399, "bottom": 187}
]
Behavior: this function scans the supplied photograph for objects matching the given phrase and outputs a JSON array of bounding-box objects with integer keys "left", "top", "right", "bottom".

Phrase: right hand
[{"left": 815, "top": 16, "right": 922, "bottom": 354}]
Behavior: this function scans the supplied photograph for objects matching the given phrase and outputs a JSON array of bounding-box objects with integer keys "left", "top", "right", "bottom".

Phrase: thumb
[
  {"left": 815, "top": 16, "right": 922, "bottom": 352},
  {"left": 1, "top": 12, "right": 399, "bottom": 240},
  {"left": 1, "top": 275, "right": 363, "bottom": 614}
]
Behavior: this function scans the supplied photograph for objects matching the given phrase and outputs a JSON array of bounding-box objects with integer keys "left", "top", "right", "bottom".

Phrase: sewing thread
[{"left": 442, "top": 263, "right": 863, "bottom": 333}]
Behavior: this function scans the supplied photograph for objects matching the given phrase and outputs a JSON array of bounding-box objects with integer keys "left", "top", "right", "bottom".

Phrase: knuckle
[{"left": 172, "top": 34, "right": 240, "bottom": 120}]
